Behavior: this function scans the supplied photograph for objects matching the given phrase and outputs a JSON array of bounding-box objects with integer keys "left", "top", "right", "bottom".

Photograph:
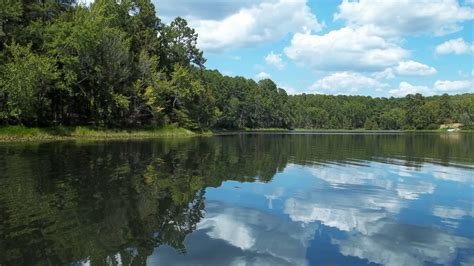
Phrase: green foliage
[
  {"left": 0, "top": 124, "right": 195, "bottom": 141},
  {"left": 0, "top": 0, "right": 23, "bottom": 39},
  {"left": 0, "top": 43, "right": 59, "bottom": 124},
  {"left": 379, "top": 108, "right": 405, "bottom": 130},
  {"left": 364, "top": 118, "right": 379, "bottom": 130},
  {"left": 289, "top": 93, "right": 473, "bottom": 130},
  {"left": 0, "top": 0, "right": 472, "bottom": 130}
]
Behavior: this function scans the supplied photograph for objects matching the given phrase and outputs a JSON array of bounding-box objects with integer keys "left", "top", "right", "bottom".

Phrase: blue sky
[{"left": 150, "top": 0, "right": 474, "bottom": 97}]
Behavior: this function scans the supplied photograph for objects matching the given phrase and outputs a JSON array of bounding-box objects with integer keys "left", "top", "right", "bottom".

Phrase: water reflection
[
  {"left": 0, "top": 133, "right": 473, "bottom": 265},
  {"left": 333, "top": 219, "right": 471, "bottom": 266},
  {"left": 149, "top": 202, "right": 316, "bottom": 266}
]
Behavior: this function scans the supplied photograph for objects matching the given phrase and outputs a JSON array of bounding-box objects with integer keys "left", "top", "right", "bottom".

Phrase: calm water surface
[{"left": 0, "top": 133, "right": 473, "bottom": 266}]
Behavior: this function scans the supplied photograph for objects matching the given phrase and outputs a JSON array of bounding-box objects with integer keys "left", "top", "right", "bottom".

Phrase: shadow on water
[{"left": 0, "top": 133, "right": 472, "bottom": 265}]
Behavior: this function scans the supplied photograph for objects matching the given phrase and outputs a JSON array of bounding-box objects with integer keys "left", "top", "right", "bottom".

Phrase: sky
[
  {"left": 91, "top": 0, "right": 474, "bottom": 97},
  {"left": 153, "top": 0, "right": 474, "bottom": 97}
]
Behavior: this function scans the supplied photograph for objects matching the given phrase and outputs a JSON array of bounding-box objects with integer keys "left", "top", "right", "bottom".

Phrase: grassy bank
[
  {"left": 0, "top": 125, "right": 199, "bottom": 142},
  {"left": 1, "top": 126, "right": 472, "bottom": 142}
]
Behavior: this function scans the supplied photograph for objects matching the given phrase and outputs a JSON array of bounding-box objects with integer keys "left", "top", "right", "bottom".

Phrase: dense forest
[{"left": 1, "top": 0, "right": 473, "bottom": 130}]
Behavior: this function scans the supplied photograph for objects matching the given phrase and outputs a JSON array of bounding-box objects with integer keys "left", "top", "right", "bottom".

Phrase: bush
[{"left": 426, "top": 124, "right": 439, "bottom": 130}]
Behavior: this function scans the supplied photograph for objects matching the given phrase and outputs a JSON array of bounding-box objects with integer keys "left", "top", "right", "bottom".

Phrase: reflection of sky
[
  {"left": 333, "top": 219, "right": 472, "bottom": 266},
  {"left": 148, "top": 202, "right": 317, "bottom": 266},
  {"left": 149, "top": 162, "right": 474, "bottom": 265}
]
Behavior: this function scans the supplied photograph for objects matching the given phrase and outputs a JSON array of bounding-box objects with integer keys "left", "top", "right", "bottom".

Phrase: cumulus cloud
[
  {"left": 395, "top": 60, "right": 437, "bottom": 76},
  {"left": 284, "top": 26, "right": 408, "bottom": 72},
  {"left": 285, "top": 198, "right": 387, "bottom": 233},
  {"left": 198, "top": 213, "right": 256, "bottom": 250},
  {"left": 372, "top": 68, "right": 395, "bottom": 80},
  {"left": 309, "top": 166, "right": 381, "bottom": 187},
  {"left": 265, "top": 51, "right": 285, "bottom": 70},
  {"left": 389, "top": 82, "right": 431, "bottom": 97},
  {"left": 283, "top": 164, "right": 419, "bottom": 232},
  {"left": 284, "top": 189, "right": 401, "bottom": 234},
  {"left": 310, "top": 72, "right": 389, "bottom": 95},
  {"left": 395, "top": 181, "right": 435, "bottom": 200},
  {"left": 389, "top": 79, "right": 473, "bottom": 97},
  {"left": 280, "top": 85, "right": 300, "bottom": 95},
  {"left": 255, "top": 71, "right": 271, "bottom": 80},
  {"left": 334, "top": 0, "right": 474, "bottom": 36},
  {"left": 432, "top": 166, "right": 474, "bottom": 184},
  {"left": 436, "top": 38, "right": 474, "bottom": 55},
  {"left": 433, "top": 205, "right": 471, "bottom": 220},
  {"left": 433, "top": 80, "right": 473, "bottom": 93},
  {"left": 333, "top": 220, "right": 473, "bottom": 266},
  {"left": 284, "top": 162, "right": 473, "bottom": 265},
  {"left": 187, "top": 0, "right": 323, "bottom": 52},
  {"left": 149, "top": 203, "right": 316, "bottom": 266}
]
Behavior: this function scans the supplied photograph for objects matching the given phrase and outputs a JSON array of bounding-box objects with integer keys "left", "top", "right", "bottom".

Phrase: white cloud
[
  {"left": 335, "top": 0, "right": 474, "bottom": 36},
  {"left": 198, "top": 214, "right": 256, "bottom": 250},
  {"left": 280, "top": 85, "right": 300, "bottom": 95},
  {"left": 372, "top": 68, "right": 395, "bottom": 80},
  {"left": 333, "top": 220, "right": 472, "bottom": 266},
  {"left": 188, "top": 0, "right": 323, "bottom": 52},
  {"left": 432, "top": 166, "right": 474, "bottom": 184},
  {"left": 149, "top": 203, "right": 316, "bottom": 266},
  {"left": 389, "top": 82, "right": 431, "bottom": 97},
  {"left": 435, "top": 38, "right": 474, "bottom": 55},
  {"left": 265, "top": 51, "right": 285, "bottom": 70},
  {"left": 433, "top": 204, "right": 473, "bottom": 228},
  {"left": 433, "top": 80, "right": 473, "bottom": 93},
  {"left": 395, "top": 181, "right": 435, "bottom": 200},
  {"left": 310, "top": 72, "right": 389, "bottom": 95},
  {"left": 285, "top": 198, "right": 387, "bottom": 233},
  {"left": 395, "top": 60, "right": 437, "bottom": 76},
  {"left": 284, "top": 26, "right": 408, "bottom": 72},
  {"left": 433, "top": 206, "right": 471, "bottom": 220},
  {"left": 389, "top": 79, "right": 473, "bottom": 97},
  {"left": 255, "top": 71, "right": 271, "bottom": 80}
]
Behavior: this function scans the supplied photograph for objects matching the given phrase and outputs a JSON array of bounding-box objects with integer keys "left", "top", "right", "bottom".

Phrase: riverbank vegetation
[
  {"left": 1, "top": 1, "right": 473, "bottom": 133},
  {"left": 0, "top": 125, "right": 196, "bottom": 141}
]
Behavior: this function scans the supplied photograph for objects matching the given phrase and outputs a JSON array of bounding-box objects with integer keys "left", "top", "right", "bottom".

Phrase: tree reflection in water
[{"left": 0, "top": 133, "right": 472, "bottom": 265}]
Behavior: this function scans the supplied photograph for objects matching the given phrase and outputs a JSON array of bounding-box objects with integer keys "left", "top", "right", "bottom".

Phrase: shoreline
[
  {"left": 1, "top": 126, "right": 472, "bottom": 143},
  {"left": 0, "top": 126, "right": 202, "bottom": 142}
]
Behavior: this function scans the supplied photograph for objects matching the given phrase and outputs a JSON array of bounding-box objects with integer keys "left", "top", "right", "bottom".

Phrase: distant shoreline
[{"left": 1, "top": 126, "right": 472, "bottom": 143}]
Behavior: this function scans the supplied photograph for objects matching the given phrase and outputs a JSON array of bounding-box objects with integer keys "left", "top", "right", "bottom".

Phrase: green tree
[
  {"left": 379, "top": 108, "right": 405, "bottom": 130},
  {"left": 437, "top": 93, "right": 452, "bottom": 124},
  {"left": 0, "top": 43, "right": 59, "bottom": 124},
  {"left": 404, "top": 93, "right": 424, "bottom": 129},
  {"left": 158, "top": 17, "right": 205, "bottom": 74}
]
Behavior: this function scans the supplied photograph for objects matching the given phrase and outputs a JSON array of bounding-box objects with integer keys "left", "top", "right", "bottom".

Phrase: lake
[{"left": 0, "top": 133, "right": 473, "bottom": 266}]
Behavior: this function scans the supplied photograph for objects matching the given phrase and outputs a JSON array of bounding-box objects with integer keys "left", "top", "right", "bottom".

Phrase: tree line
[
  {"left": 1, "top": 0, "right": 473, "bottom": 130},
  {"left": 290, "top": 93, "right": 473, "bottom": 130}
]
